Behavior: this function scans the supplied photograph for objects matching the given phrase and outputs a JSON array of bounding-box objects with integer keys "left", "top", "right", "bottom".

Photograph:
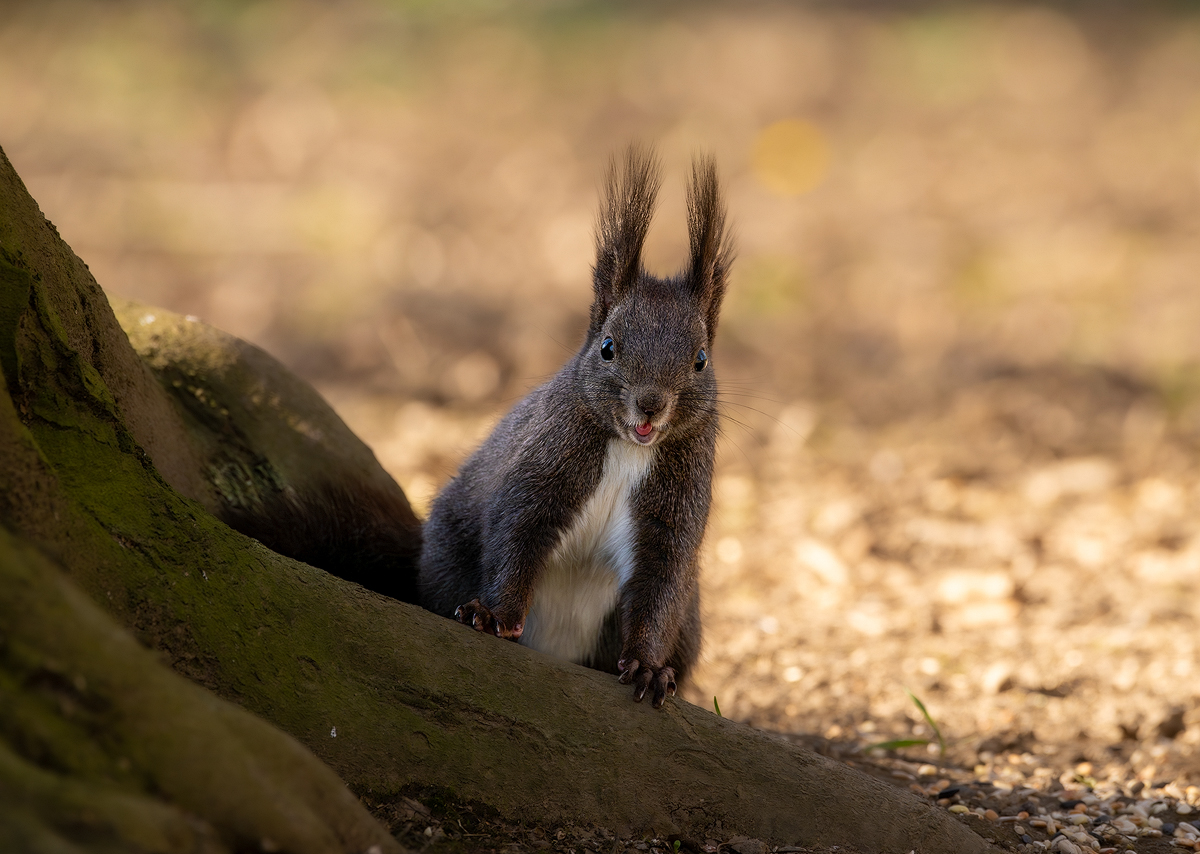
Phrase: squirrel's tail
[{"left": 221, "top": 480, "right": 423, "bottom": 604}]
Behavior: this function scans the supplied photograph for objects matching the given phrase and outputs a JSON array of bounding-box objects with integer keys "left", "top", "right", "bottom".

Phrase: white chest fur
[{"left": 519, "top": 439, "right": 655, "bottom": 663}]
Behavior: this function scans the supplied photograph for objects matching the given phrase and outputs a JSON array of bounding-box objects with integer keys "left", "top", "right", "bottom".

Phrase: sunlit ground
[{"left": 6, "top": 0, "right": 1200, "bottom": 805}]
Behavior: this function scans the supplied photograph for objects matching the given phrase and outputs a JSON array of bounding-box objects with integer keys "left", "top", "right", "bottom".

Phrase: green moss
[
  {"left": 0, "top": 525, "right": 400, "bottom": 854},
  {"left": 0, "top": 151, "right": 421, "bottom": 818},
  {"left": 0, "top": 252, "right": 33, "bottom": 389},
  {"left": 15, "top": 286, "right": 122, "bottom": 462}
]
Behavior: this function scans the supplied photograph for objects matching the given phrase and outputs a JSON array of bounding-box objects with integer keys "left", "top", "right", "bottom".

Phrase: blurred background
[{"left": 7, "top": 0, "right": 1200, "bottom": 790}]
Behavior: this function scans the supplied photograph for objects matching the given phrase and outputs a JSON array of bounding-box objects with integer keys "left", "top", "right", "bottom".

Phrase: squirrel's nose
[{"left": 635, "top": 390, "right": 667, "bottom": 420}]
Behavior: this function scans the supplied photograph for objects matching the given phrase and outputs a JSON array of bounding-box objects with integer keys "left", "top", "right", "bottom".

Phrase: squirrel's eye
[
  {"left": 694, "top": 349, "right": 708, "bottom": 372},
  {"left": 600, "top": 337, "right": 615, "bottom": 361}
]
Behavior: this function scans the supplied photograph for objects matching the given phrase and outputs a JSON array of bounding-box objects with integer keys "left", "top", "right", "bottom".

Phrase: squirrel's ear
[
  {"left": 686, "top": 154, "right": 734, "bottom": 341},
  {"left": 591, "top": 145, "right": 661, "bottom": 326}
]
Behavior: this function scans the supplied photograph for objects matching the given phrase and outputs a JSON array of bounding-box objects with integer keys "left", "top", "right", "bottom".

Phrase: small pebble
[
  {"left": 1021, "top": 835, "right": 1033, "bottom": 845},
  {"left": 1163, "top": 822, "right": 1176, "bottom": 834},
  {"left": 949, "top": 804, "right": 970, "bottom": 814},
  {"left": 937, "top": 787, "right": 960, "bottom": 799},
  {"left": 1182, "top": 805, "right": 1196, "bottom": 816},
  {"left": 1069, "top": 815, "right": 1090, "bottom": 826},
  {"left": 985, "top": 809, "right": 999, "bottom": 821}
]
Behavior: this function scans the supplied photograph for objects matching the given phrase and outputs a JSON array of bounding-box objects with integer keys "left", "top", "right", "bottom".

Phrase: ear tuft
[
  {"left": 591, "top": 145, "right": 662, "bottom": 327},
  {"left": 686, "top": 154, "right": 735, "bottom": 340}
]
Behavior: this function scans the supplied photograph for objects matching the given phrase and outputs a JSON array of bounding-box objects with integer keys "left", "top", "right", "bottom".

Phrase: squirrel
[{"left": 418, "top": 146, "right": 734, "bottom": 708}]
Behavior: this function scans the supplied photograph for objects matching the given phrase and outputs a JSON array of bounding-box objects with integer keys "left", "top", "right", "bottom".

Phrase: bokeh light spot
[{"left": 752, "top": 119, "right": 831, "bottom": 196}]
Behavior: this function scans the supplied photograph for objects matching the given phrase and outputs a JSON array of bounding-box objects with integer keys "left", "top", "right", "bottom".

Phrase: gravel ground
[{"left": 678, "top": 369, "right": 1200, "bottom": 854}]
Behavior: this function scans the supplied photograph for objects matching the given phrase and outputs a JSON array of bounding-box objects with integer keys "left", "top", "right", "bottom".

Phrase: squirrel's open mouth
[{"left": 631, "top": 421, "right": 659, "bottom": 445}]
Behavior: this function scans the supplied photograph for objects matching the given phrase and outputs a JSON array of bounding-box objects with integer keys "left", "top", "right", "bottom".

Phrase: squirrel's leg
[
  {"left": 617, "top": 559, "right": 699, "bottom": 708},
  {"left": 459, "top": 490, "right": 579, "bottom": 640}
]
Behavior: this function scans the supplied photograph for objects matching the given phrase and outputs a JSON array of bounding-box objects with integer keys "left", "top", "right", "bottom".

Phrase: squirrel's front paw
[
  {"left": 454, "top": 599, "right": 524, "bottom": 640},
  {"left": 617, "top": 658, "right": 677, "bottom": 709}
]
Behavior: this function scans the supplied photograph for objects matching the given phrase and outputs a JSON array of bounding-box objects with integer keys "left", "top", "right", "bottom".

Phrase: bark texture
[
  {"left": 0, "top": 144, "right": 999, "bottom": 854},
  {"left": 0, "top": 527, "right": 403, "bottom": 854},
  {"left": 113, "top": 298, "right": 422, "bottom": 603}
]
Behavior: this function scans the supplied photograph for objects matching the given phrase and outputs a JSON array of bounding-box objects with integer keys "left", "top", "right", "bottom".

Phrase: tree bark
[
  {"left": 0, "top": 526, "right": 404, "bottom": 854},
  {"left": 0, "top": 144, "right": 999, "bottom": 854}
]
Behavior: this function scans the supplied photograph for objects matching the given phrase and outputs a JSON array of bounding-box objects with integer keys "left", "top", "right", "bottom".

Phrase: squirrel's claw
[
  {"left": 455, "top": 598, "right": 500, "bottom": 635},
  {"left": 618, "top": 659, "right": 677, "bottom": 708},
  {"left": 454, "top": 599, "right": 523, "bottom": 640}
]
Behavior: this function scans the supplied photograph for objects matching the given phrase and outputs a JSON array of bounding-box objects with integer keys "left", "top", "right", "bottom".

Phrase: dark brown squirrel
[{"left": 417, "top": 146, "right": 734, "bottom": 708}]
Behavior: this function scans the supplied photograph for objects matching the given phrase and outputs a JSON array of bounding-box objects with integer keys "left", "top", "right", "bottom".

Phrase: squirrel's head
[{"left": 583, "top": 146, "right": 734, "bottom": 448}]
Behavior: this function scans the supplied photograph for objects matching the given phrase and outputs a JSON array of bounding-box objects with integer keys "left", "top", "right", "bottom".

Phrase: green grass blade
[
  {"left": 906, "top": 689, "right": 945, "bottom": 757},
  {"left": 864, "top": 738, "right": 931, "bottom": 753}
]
